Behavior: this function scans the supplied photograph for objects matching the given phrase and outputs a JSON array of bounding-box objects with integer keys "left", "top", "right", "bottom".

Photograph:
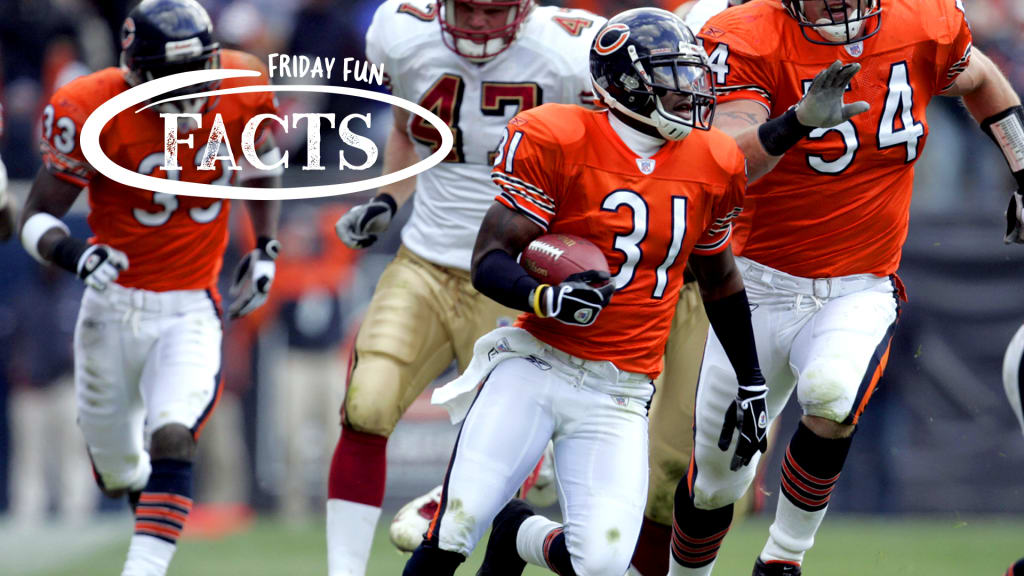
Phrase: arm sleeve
[
  {"left": 693, "top": 140, "right": 747, "bottom": 256},
  {"left": 700, "top": 25, "right": 775, "bottom": 111},
  {"left": 40, "top": 87, "right": 95, "bottom": 188},
  {"left": 937, "top": 0, "right": 973, "bottom": 93},
  {"left": 491, "top": 116, "right": 562, "bottom": 232}
]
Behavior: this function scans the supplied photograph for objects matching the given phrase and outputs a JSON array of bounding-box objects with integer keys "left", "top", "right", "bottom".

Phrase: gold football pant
[{"left": 343, "top": 246, "right": 517, "bottom": 436}]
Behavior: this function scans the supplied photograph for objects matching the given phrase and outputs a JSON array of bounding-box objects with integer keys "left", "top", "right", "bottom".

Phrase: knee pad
[
  {"left": 569, "top": 537, "right": 632, "bottom": 576},
  {"left": 796, "top": 358, "right": 861, "bottom": 423},
  {"left": 343, "top": 353, "right": 407, "bottom": 437},
  {"left": 90, "top": 450, "right": 151, "bottom": 493},
  {"left": 692, "top": 473, "right": 753, "bottom": 511}
]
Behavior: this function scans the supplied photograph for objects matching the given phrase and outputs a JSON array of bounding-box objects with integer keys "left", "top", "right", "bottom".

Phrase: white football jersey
[
  {"left": 366, "top": 0, "right": 604, "bottom": 270},
  {"left": 684, "top": 0, "right": 729, "bottom": 34}
]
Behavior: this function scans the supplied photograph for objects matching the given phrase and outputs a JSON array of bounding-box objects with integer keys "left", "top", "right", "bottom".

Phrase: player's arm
[
  {"left": 470, "top": 202, "right": 615, "bottom": 327},
  {"left": 714, "top": 61, "right": 870, "bottom": 182},
  {"left": 229, "top": 133, "right": 282, "bottom": 319},
  {"left": 943, "top": 48, "right": 1024, "bottom": 243},
  {"left": 334, "top": 106, "right": 418, "bottom": 248},
  {"left": 0, "top": 154, "right": 14, "bottom": 241},
  {"left": 20, "top": 167, "right": 128, "bottom": 290},
  {"left": 689, "top": 247, "right": 767, "bottom": 470}
]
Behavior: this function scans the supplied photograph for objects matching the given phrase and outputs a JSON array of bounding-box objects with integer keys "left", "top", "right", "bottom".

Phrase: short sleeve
[
  {"left": 699, "top": 24, "right": 774, "bottom": 111},
  {"left": 938, "top": 0, "right": 973, "bottom": 93},
  {"left": 491, "top": 116, "right": 562, "bottom": 232},
  {"left": 364, "top": 3, "right": 397, "bottom": 95},
  {"left": 692, "top": 144, "right": 747, "bottom": 256},
  {"left": 40, "top": 86, "right": 95, "bottom": 188}
]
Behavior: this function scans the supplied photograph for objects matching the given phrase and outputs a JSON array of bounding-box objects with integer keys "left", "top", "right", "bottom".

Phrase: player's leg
[
  {"left": 74, "top": 288, "right": 151, "bottom": 500},
  {"left": 670, "top": 275, "right": 800, "bottom": 576},
  {"left": 632, "top": 279, "right": 707, "bottom": 576},
  {"left": 403, "top": 357, "right": 556, "bottom": 575},
  {"left": 1002, "top": 322, "right": 1024, "bottom": 436},
  {"left": 1009, "top": 558, "right": 1024, "bottom": 576},
  {"left": 328, "top": 247, "right": 458, "bottom": 576},
  {"left": 510, "top": 368, "right": 654, "bottom": 576},
  {"left": 757, "top": 280, "right": 899, "bottom": 572},
  {"left": 123, "top": 292, "right": 222, "bottom": 576}
]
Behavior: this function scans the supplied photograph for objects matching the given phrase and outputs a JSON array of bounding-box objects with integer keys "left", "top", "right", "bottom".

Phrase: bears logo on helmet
[{"left": 590, "top": 8, "right": 716, "bottom": 141}]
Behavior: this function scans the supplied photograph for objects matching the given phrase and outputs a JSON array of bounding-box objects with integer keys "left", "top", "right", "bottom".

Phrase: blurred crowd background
[{"left": 0, "top": 0, "right": 1021, "bottom": 534}]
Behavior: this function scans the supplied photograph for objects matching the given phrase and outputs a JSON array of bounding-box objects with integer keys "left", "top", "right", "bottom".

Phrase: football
[{"left": 521, "top": 234, "right": 609, "bottom": 285}]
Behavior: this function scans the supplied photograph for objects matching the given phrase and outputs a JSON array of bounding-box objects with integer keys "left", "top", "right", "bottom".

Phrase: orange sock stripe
[
  {"left": 780, "top": 475, "right": 830, "bottom": 509},
  {"left": 783, "top": 446, "right": 840, "bottom": 486},
  {"left": 672, "top": 524, "right": 731, "bottom": 546},
  {"left": 135, "top": 521, "right": 181, "bottom": 539},
  {"left": 542, "top": 528, "right": 565, "bottom": 575},
  {"left": 137, "top": 507, "right": 189, "bottom": 525},
  {"left": 139, "top": 493, "right": 193, "bottom": 509},
  {"left": 782, "top": 459, "right": 837, "bottom": 497}
]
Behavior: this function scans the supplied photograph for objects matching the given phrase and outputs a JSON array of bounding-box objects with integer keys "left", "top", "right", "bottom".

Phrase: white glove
[
  {"left": 229, "top": 238, "right": 280, "bottom": 319},
  {"left": 78, "top": 244, "right": 129, "bottom": 291},
  {"left": 795, "top": 60, "right": 870, "bottom": 128},
  {"left": 335, "top": 194, "right": 397, "bottom": 249}
]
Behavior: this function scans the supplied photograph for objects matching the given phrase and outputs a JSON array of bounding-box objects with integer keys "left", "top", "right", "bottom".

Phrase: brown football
[{"left": 521, "top": 234, "right": 610, "bottom": 285}]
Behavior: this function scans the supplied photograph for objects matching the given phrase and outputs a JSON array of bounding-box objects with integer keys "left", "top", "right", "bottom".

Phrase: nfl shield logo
[
  {"left": 845, "top": 41, "right": 864, "bottom": 58},
  {"left": 636, "top": 158, "right": 656, "bottom": 174}
]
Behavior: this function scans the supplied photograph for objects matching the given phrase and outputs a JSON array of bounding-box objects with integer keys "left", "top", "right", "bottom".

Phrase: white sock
[
  {"left": 327, "top": 499, "right": 382, "bottom": 576},
  {"left": 668, "top": 557, "right": 717, "bottom": 576},
  {"left": 760, "top": 496, "right": 828, "bottom": 564},
  {"left": 121, "top": 534, "right": 176, "bottom": 576},
  {"left": 515, "top": 515, "right": 561, "bottom": 568}
]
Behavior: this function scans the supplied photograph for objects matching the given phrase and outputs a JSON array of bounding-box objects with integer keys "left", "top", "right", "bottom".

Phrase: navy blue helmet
[
  {"left": 590, "top": 8, "right": 715, "bottom": 141},
  {"left": 121, "top": 0, "right": 220, "bottom": 85}
]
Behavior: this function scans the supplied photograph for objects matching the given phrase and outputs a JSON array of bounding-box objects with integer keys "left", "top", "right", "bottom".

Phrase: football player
[
  {"left": 18, "top": 1, "right": 281, "bottom": 575},
  {"left": 327, "top": 1, "right": 604, "bottom": 574},
  {"left": 1005, "top": 324, "right": 1024, "bottom": 576},
  {"left": 402, "top": 8, "right": 856, "bottom": 576},
  {"left": 0, "top": 104, "right": 14, "bottom": 242},
  {"left": 668, "top": 0, "right": 1024, "bottom": 575}
]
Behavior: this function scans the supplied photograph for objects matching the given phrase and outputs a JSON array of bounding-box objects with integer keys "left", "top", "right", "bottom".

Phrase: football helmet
[
  {"left": 438, "top": 0, "right": 533, "bottom": 63},
  {"left": 121, "top": 0, "right": 221, "bottom": 113},
  {"left": 590, "top": 8, "right": 715, "bottom": 141},
  {"left": 782, "top": 0, "right": 882, "bottom": 45}
]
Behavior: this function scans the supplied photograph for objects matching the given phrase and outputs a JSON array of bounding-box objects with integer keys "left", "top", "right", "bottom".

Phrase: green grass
[{"left": 33, "top": 515, "right": 1024, "bottom": 575}]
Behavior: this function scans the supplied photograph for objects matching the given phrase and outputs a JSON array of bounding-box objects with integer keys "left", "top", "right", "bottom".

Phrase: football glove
[
  {"left": 533, "top": 270, "right": 616, "bottom": 327},
  {"left": 1005, "top": 189, "right": 1024, "bottom": 244},
  {"left": 335, "top": 193, "right": 397, "bottom": 249},
  {"left": 718, "top": 371, "right": 769, "bottom": 471},
  {"left": 77, "top": 244, "right": 129, "bottom": 291},
  {"left": 795, "top": 60, "right": 870, "bottom": 129},
  {"left": 229, "top": 238, "right": 280, "bottom": 319}
]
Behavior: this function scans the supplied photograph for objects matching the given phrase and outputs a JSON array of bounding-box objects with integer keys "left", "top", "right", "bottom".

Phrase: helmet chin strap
[{"left": 592, "top": 81, "right": 692, "bottom": 142}]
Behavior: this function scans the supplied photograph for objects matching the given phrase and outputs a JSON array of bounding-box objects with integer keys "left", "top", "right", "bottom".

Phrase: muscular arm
[
  {"left": 688, "top": 247, "right": 745, "bottom": 303},
  {"left": 943, "top": 48, "right": 1021, "bottom": 119},
  {"left": 470, "top": 202, "right": 545, "bottom": 313},
  {"left": 243, "top": 133, "right": 282, "bottom": 240},
  {"left": 20, "top": 167, "right": 84, "bottom": 260},
  {"left": 378, "top": 106, "right": 419, "bottom": 209},
  {"left": 714, "top": 100, "right": 775, "bottom": 182}
]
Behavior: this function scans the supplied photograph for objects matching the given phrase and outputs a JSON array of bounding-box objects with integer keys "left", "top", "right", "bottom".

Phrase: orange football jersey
[
  {"left": 700, "top": 0, "right": 972, "bottom": 278},
  {"left": 40, "top": 50, "right": 277, "bottom": 300},
  {"left": 492, "top": 104, "right": 746, "bottom": 377}
]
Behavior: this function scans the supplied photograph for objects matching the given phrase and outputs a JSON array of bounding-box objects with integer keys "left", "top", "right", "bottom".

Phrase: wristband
[
  {"left": 758, "top": 107, "right": 813, "bottom": 157},
  {"left": 257, "top": 236, "right": 281, "bottom": 259},
  {"left": 980, "top": 105, "right": 1024, "bottom": 187},
  {"left": 374, "top": 192, "right": 398, "bottom": 216},
  {"left": 20, "top": 211, "right": 70, "bottom": 265},
  {"left": 472, "top": 248, "right": 541, "bottom": 313},
  {"left": 52, "top": 235, "right": 90, "bottom": 274},
  {"left": 532, "top": 285, "right": 550, "bottom": 317}
]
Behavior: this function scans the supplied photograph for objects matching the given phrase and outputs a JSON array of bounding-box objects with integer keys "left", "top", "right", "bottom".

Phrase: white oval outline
[{"left": 80, "top": 69, "right": 454, "bottom": 200}]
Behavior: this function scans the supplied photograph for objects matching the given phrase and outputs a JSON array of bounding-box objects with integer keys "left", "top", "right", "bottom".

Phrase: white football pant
[
  {"left": 75, "top": 283, "right": 222, "bottom": 492},
  {"left": 432, "top": 337, "right": 654, "bottom": 576},
  {"left": 691, "top": 257, "right": 899, "bottom": 509}
]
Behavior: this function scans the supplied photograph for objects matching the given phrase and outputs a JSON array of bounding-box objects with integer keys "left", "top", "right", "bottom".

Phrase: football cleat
[
  {"left": 389, "top": 485, "right": 442, "bottom": 553},
  {"left": 477, "top": 499, "right": 534, "bottom": 576},
  {"left": 520, "top": 441, "right": 558, "bottom": 508},
  {"left": 752, "top": 558, "right": 802, "bottom": 576}
]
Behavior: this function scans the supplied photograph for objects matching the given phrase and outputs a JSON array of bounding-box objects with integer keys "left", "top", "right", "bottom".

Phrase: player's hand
[
  {"left": 795, "top": 60, "right": 870, "bottom": 128},
  {"left": 1005, "top": 189, "right": 1024, "bottom": 244},
  {"left": 335, "top": 193, "right": 397, "bottom": 249},
  {"left": 718, "top": 371, "right": 769, "bottom": 471},
  {"left": 77, "top": 244, "right": 129, "bottom": 291},
  {"left": 534, "top": 270, "right": 616, "bottom": 327},
  {"left": 229, "top": 238, "right": 280, "bottom": 319}
]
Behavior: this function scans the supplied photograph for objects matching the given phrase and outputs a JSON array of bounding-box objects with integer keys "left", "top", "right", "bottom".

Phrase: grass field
[{"left": 26, "top": 514, "right": 1024, "bottom": 576}]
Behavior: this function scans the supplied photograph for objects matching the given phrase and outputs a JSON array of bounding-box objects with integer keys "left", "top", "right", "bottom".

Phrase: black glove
[
  {"left": 718, "top": 370, "right": 769, "bottom": 471},
  {"left": 1006, "top": 189, "right": 1023, "bottom": 244},
  {"left": 533, "top": 270, "right": 615, "bottom": 327},
  {"left": 334, "top": 193, "right": 397, "bottom": 249}
]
